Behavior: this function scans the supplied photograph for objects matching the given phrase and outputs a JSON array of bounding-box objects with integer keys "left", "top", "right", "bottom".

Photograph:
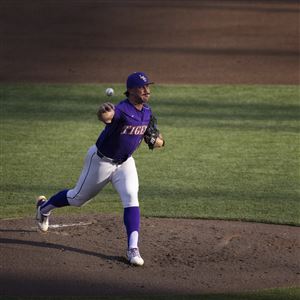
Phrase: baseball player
[{"left": 36, "top": 72, "right": 165, "bottom": 266}]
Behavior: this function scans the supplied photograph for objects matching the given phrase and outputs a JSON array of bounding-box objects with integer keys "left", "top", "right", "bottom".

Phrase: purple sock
[
  {"left": 40, "top": 189, "right": 69, "bottom": 214},
  {"left": 124, "top": 206, "right": 140, "bottom": 249}
]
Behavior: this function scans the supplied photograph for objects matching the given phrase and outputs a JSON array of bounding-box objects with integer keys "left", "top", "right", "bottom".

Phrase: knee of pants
[
  {"left": 121, "top": 192, "right": 139, "bottom": 208},
  {"left": 67, "top": 190, "right": 91, "bottom": 207}
]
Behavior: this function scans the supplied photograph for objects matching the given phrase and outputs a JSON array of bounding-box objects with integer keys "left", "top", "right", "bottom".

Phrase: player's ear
[{"left": 127, "top": 88, "right": 134, "bottom": 94}]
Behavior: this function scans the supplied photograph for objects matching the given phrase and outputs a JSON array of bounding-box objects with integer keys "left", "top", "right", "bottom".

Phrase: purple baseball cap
[{"left": 126, "top": 72, "right": 154, "bottom": 89}]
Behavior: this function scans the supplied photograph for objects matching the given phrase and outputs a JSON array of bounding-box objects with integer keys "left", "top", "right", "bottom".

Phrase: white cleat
[
  {"left": 127, "top": 248, "right": 144, "bottom": 266},
  {"left": 36, "top": 195, "right": 50, "bottom": 232}
]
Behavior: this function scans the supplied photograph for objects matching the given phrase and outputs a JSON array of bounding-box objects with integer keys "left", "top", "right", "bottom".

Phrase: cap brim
[
  {"left": 135, "top": 81, "right": 154, "bottom": 87},
  {"left": 124, "top": 82, "right": 154, "bottom": 94}
]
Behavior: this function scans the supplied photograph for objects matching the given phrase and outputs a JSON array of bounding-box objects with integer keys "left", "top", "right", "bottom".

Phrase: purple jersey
[{"left": 96, "top": 99, "right": 152, "bottom": 161}]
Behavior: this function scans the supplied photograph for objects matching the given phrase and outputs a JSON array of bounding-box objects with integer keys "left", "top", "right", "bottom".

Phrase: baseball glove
[{"left": 144, "top": 115, "right": 160, "bottom": 150}]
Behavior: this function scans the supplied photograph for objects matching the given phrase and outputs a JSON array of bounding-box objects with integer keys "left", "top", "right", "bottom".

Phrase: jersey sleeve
[{"left": 111, "top": 106, "right": 122, "bottom": 123}]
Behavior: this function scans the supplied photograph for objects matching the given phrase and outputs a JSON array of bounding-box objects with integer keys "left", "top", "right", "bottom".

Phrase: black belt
[{"left": 97, "top": 150, "right": 127, "bottom": 165}]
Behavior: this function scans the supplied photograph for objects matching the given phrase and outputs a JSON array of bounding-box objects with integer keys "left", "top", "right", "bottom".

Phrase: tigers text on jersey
[{"left": 96, "top": 99, "right": 152, "bottom": 162}]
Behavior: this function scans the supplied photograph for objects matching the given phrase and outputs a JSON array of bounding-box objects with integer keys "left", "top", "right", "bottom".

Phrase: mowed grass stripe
[{"left": 0, "top": 84, "right": 299, "bottom": 225}]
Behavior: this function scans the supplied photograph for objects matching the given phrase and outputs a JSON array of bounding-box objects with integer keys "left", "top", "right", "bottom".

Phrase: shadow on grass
[
  {"left": 2, "top": 93, "right": 299, "bottom": 132},
  {"left": 140, "top": 185, "right": 300, "bottom": 203}
]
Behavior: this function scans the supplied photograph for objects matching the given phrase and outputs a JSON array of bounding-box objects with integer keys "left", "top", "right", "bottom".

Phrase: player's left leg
[
  {"left": 112, "top": 157, "right": 144, "bottom": 266},
  {"left": 37, "top": 145, "right": 101, "bottom": 216},
  {"left": 36, "top": 145, "right": 113, "bottom": 231}
]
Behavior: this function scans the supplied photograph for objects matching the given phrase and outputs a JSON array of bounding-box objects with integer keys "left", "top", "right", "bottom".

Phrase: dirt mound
[{"left": 0, "top": 214, "right": 299, "bottom": 296}]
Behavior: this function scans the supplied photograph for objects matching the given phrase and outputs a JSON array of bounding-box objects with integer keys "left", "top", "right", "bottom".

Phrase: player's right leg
[
  {"left": 112, "top": 157, "right": 144, "bottom": 266},
  {"left": 36, "top": 145, "right": 113, "bottom": 231}
]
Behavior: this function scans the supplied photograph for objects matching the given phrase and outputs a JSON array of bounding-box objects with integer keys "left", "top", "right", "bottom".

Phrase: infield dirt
[
  {"left": 1, "top": 214, "right": 299, "bottom": 296},
  {"left": 0, "top": 0, "right": 299, "bottom": 296}
]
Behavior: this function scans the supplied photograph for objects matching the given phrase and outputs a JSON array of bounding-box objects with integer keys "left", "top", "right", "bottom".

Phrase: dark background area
[{"left": 0, "top": 0, "right": 299, "bottom": 84}]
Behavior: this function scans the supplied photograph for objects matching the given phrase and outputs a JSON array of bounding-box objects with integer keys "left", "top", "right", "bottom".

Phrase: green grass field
[
  {"left": 1, "top": 84, "right": 299, "bottom": 225},
  {"left": 0, "top": 84, "right": 299, "bottom": 299}
]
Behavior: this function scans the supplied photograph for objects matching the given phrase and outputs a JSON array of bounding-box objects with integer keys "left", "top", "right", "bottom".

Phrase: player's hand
[
  {"left": 154, "top": 133, "right": 165, "bottom": 148},
  {"left": 97, "top": 102, "right": 115, "bottom": 123}
]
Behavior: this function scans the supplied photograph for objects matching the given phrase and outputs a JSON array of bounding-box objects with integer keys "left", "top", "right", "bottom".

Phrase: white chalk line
[
  {"left": 49, "top": 221, "right": 93, "bottom": 228},
  {"left": 31, "top": 221, "right": 93, "bottom": 229}
]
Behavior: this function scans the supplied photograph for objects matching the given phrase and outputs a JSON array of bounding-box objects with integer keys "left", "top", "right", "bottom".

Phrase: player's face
[{"left": 133, "top": 84, "right": 151, "bottom": 103}]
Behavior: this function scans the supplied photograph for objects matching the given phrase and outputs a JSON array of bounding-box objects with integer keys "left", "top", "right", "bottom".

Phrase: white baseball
[{"left": 105, "top": 88, "right": 114, "bottom": 97}]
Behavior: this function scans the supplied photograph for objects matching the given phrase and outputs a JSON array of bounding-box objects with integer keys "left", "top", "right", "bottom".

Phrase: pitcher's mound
[{"left": 0, "top": 214, "right": 299, "bottom": 296}]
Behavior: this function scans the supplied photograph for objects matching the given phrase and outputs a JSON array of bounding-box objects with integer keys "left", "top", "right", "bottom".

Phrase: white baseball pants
[{"left": 67, "top": 145, "right": 139, "bottom": 208}]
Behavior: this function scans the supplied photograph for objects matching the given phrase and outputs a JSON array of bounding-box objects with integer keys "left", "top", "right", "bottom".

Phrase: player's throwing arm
[{"left": 97, "top": 102, "right": 115, "bottom": 124}]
